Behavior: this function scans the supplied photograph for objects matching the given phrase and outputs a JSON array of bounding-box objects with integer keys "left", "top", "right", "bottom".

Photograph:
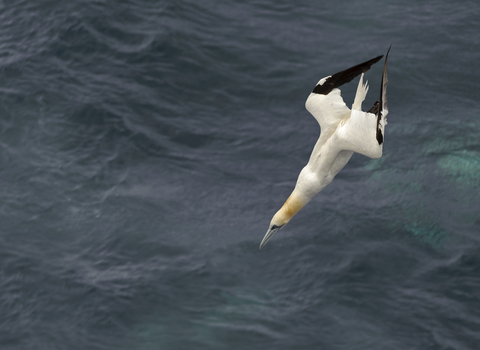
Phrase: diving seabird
[{"left": 260, "top": 47, "right": 391, "bottom": 249}]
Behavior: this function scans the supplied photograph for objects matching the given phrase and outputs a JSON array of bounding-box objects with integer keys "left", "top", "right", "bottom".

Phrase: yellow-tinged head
[{"left": 259, "top": 192, "right": 306, "bottom": 249}]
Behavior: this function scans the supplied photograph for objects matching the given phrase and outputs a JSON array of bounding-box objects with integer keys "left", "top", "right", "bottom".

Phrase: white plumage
[{"left": 260, "top": 48, "right": 391, "bottom": 249}]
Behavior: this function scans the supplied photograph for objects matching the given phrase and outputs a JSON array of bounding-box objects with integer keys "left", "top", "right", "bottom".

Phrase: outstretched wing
[
  {"left": 376, "top": 46, "right": 390, "bottom": 145},
  {"left": 305, "top": 55, "right": 383, "bottom": 147},
  {"left": 311, "top": 55, "right": 383, "bottom": 96}
]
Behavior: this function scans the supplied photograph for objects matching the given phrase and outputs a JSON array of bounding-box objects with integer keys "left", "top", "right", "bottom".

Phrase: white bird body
[{"left": 260, "top": 48, "right": 391, "bottom": 249}]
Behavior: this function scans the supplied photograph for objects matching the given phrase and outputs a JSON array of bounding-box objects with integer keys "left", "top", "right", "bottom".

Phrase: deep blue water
[{"left": 1, "top": 0, "right": 480, "bottom": 349}]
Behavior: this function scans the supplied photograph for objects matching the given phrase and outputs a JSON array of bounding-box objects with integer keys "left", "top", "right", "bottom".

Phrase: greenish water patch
[
  {"left": 437, "top": 151, "right": 480, "bottom": 188},
  {"left": 423, "top": 136, "right": 473, "bottom": 156},
  {"left": 364, "top": 156, "right": 385, "bottom": 172},
  {"left": 389, "top": 203, "right": 449, "bottom": 249},
  {"left": 385, "top": 179, "right": 424, "bottom": 196},
  {"left": 421, "top": 112, "right": 480, "bottom": 157},
  {"left": 404, "top": 222, "right": 448, "bottom": 248},
  {"left": 202, "top": 289, "right": 272, "bottom": 327}
]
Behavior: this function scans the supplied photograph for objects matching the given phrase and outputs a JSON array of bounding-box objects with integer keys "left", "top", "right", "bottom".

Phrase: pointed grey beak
[{"left": 259, "top": 225, "right": 282, "bottom": 250}]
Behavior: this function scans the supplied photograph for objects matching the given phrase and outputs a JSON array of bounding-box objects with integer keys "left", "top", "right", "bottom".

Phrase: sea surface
[{"left": 1, "top": 0, "right": 480, "bottom": 349}]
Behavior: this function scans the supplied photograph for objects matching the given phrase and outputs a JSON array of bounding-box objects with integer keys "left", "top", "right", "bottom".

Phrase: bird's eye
[{"left": 271, "top": 224, "right": 284, "bottom": 230}]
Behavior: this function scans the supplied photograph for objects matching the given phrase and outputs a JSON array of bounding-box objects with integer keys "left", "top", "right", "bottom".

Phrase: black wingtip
[
  {"left": 312, "top": 54, "right": 384, "bottom": 95},
  {"left": 368, "top": 101, "right": 380, "bottom": 114},
  {"left": 376, "top": 128, "right": 384, "bottom": 145},
  {"left": 376, "top": 46, "right": 391, "bottom": 145}
]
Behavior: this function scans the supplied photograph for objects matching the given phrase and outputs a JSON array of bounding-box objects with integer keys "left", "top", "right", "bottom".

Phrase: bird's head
[{"left": 259, "top": 192, "right": 306, "bottom": 249}]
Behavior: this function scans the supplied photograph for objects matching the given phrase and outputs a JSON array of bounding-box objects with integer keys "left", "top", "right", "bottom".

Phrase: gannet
[{"left": 260, "top": 47, "right": 391, "bottom": 249}]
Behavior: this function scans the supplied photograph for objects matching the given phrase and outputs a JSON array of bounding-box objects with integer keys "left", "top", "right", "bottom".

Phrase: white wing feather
[{"left": 305, "top": 87, "right": 350, "bottom": 149}]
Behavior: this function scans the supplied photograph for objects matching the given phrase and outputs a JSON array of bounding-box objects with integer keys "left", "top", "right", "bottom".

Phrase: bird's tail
[{"left": 352, "top": 73, "right": 369, "bottom": 111}]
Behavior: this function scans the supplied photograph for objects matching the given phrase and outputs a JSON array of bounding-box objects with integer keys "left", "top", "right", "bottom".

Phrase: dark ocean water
[{"left": 1, "top": 0, "right": 480, "bottom": 349}]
